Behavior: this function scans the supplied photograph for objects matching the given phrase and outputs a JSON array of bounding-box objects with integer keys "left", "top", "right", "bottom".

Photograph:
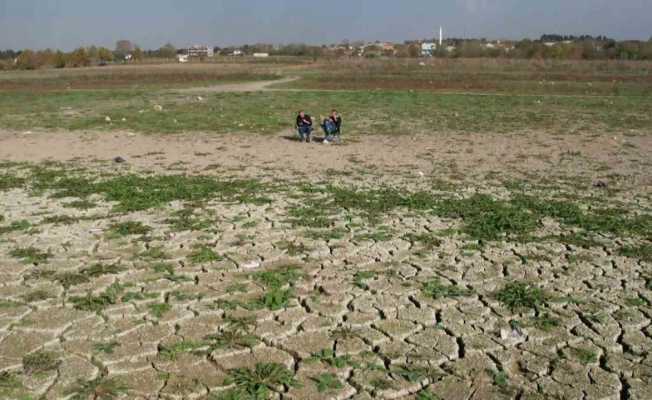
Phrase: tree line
[{"left": 2, "top": 36, "right": 652, "bottom": 70}]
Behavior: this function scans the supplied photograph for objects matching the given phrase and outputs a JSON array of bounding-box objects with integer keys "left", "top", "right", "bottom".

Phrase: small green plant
[
  {"left": 0, "top": 371, "right": 24, "bottom": 395},
  {"left": 252, "top": 265, "right": 302, "bottom": 289},
  {"left": 619, "top": 244, "right": 652, "bottom": 262},
  {"left": 0, "top": 220, "right": 31, "bottom": 235},
  {"left": 416, "top": 388, "right": 441, "bottom": 400},
  {"left": 625, "top": 297, "right": 647, "bottom": 307},
  {"left": 81, "top": 263, "right": 124, "bottom": 277},
  {"left": 570, "top": 348, "right": 598, "bottom": 365},
  {"left": 531, "top": 312, "right": 560, "bottom": 331},
  {"left": 369, "top": 377, "right": 393, "bottom": 390},
  {"left": 188, "top": 245, "right": 222, "bottom": 264},
  {"left": 249, "top": 288, "right": 294, "bottom": 311},
  {"left": 165, "top": 209, "right": 213, "bottom": 232},
  {"left": 311, "top": 373, "right": 343, "bottom": 393},
  {"left": 21, "top": 289, "right": 53, "bottom": 303},
  {"left": 42, "top": 215, "right": 82, "bottom": 225},
  {"left": 10, "top": 246, "right": 52, "bottom": 264},
  {"left": 108, "top": 221, "right": 152, "bottom": 237},
  {"left": 307, "top": 349, "right": 354, "bottom": 368},
  {"left": 159, "top": 340, "right": 205, "bottom": 360},
  {"left": 496, "top": 282, "right": 546, "bottom": 311},
  {"left": 226, "top": 283, "right": 248, "bottom": 294},
  {"left": 140, "top": 246, "right": 169, "bottom": 260},
  {"left": 353, "top": 271, "right": 376, "bottom": 289},
  {"left": 305, "top": 228, "right": 348, "bottom": 241},
  {"left": 93, "top": 341, "right": 121, "bottom": 354},
  {"left": 422, "top": 278, "right": 472, "bottom": 300},
  {"left": 330, "top": 326, "right": 360, "bottom": 341},
  {"left": 64, "top": 200, "right": 97, "bottom": 210},
  {"left": 152, "top": 262, "right": 175, "bottom": 274},
  {"left": 489, "top": 369, "right": 509, "bottom": 387},
  {"left": 54, "top": 272, "right": 90, "bottom": 288},
  {"left": 70, "top": 282, "right": 126, "bottom": 313},
  {"left": 403, "top": 232, "right": 442, "bottom": 249},
  {"left": 148, "top": 303, "right": 172, "bottom": 318},
  {"left": 204, "top": 328, "right": 260, "bottom": 352},
  {"left": 228, "top": 363, "right": 299, "bottom": 398},
  {"left": 66, "top": 377, "right": 127, "bottom": 400},
  {"left": 391, "top": 364, "right": 439, "bottom": 383},
  {"left": 23, "top": 351, "right": 60, "bottom": 375}
]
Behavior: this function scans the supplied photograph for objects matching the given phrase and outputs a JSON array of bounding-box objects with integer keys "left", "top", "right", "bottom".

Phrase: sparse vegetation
[
  {"left": 10, "top": 246, "right": 52, "bottom": 264},
  {"left": 227, "top": 363, "right": 299, "bottom": 398},
  {"left": 311, "top": 373, "right": 343, "bottom": 393},
  {"left": 23, "top": 351, "right": 60, "bottom": 375},
  {"left": 496, "top": 282, "right": 546, "bottom": 311},
  {"left": 422, "top": 278, "right": 473, "bottom": 300},
  {"left": 107, "top": 221, "right": 152, "bottom": 237}
]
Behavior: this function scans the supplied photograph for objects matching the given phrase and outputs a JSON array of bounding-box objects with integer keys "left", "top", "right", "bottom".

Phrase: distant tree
[
  {"left": 159, "top": 43, "right": 176, "bottom": 58},
  {"left": 407, "top": 44, "right": 420, "bottom": 58},
  {"left": 69, "top": 47, "right": 91, "bottom": 67},
  {"left": 15, "top": 49, "right": 40, "bottom": 70},
  {"left": 53, "top": 51, "right": 67, "bottom": 68},
  {"left": 132, "top": 46, "right": 144, "bottom": 62},
  {"left": 115, "top": 40, "right": 134, "bottom": 59},
  {"left": 98, "top": 47, "right": 114, "bottom": 63},
  {"left": 87, "top": 45, "right": 99, "bottom": 60}
]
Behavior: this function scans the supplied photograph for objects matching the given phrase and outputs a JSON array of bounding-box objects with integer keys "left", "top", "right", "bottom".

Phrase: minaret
[{"left": 439, "top": 26, "right": 443, "bottom": 47}]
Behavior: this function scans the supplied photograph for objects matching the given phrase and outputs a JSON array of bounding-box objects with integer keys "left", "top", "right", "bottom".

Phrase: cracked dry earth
[{"left": 0, "top": 132, "right": 651, "bottom": 400}]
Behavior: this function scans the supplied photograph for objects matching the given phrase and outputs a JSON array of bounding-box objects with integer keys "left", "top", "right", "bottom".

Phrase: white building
[
  {"left": 253, "top": 53, "right": 269, "bottom": 58},
  {"left": 177, "top": 54, "right": 189, "bottom": 63},
  {"left": 187, "top": 45, "right": 214, "bottom": 58},
  {"left": 421, "top": 42, "right": 437, "bottom": 56}
]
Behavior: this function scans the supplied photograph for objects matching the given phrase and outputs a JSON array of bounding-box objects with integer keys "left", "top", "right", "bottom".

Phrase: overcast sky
[{"left": 1, "top": 0, "right": 650, "bottom": 50}]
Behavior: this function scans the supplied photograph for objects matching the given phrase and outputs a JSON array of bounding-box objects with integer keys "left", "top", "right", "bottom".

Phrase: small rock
[
  {"left": 113, "top": 156, "right": 126, "bottom": 164},
  {"left": 121, "top": 118, "right": 127, "bottom": 122},
  {"left": 197, "top": 96, "right": 204, "bottom": 102},
  {"left": 153, "top": 104, "right": 163, "bottom": 112},
  {"left": 105, "top": 116, "right": 112, "bottom": 122},
  {"left": 417, "top": 171, "right": 425, "bottom": 178},
  {"left": 419, "top": 62, "right": 426, "bottom": 66},
  {"left": 593, "top": 180, "right": 608, "bottom": 189}
]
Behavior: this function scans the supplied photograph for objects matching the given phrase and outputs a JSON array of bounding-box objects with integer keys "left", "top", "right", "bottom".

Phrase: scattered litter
[
  {"left": 105, "top": 116, "right": 112, "bottom": 122},
  {"left": 242, "top": 260, "right": 261, "bottom": 270},
  {"left": 197, "top": 96, "right": 204, "bottom": 102},
  {"left": 113, "top": 156, "right": 126, "bottom": 164},
  {"left": 417, "top": 171, "right": 425, "bottom": 178},
  {"left": 121, "top": 118, "right": 127, "bottom": 122},
  {"left": 153, "top": 104, "right": 164, "bottom": 112},
  {"left": 500, "top": 328, "right": 527, "bottom": 346},
  {"left": 419, "top": 62, "right": 426, "bottom": 66}
]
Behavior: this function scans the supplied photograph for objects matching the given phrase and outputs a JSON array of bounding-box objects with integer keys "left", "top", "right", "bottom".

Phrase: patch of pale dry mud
[{"left": 0, "top": 130, "right": 650, "bottom": 185}]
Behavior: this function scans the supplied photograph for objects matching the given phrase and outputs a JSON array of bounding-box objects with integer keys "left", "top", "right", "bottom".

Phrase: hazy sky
[{"left": 1, "top": 0, "right": 650, "bottom": 50}]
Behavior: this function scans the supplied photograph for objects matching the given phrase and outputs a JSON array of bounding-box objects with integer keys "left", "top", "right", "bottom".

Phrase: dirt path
[{"left": 173, "top": 76, "right": 299, "bottom": 93}]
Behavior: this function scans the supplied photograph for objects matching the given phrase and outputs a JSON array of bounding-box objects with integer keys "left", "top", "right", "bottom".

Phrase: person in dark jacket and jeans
[
  {"left": 296, "top": 111, "right": 313, "bottom": 143},
  {"left": 321, "top": 110, "right": 342, "bottom": 144}
]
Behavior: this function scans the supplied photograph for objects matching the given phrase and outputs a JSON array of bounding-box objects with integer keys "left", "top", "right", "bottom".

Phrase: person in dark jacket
[
  {"left": 321, "top": 110, "right": 342, "bottom": 144},
  {"left": 296, "top": 111, "right": 313, "bottom": 143}
]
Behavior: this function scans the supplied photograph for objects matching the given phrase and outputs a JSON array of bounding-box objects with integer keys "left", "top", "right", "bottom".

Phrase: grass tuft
[{"left": 496, "top": 282, "right": 546, "bottom": 311}]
